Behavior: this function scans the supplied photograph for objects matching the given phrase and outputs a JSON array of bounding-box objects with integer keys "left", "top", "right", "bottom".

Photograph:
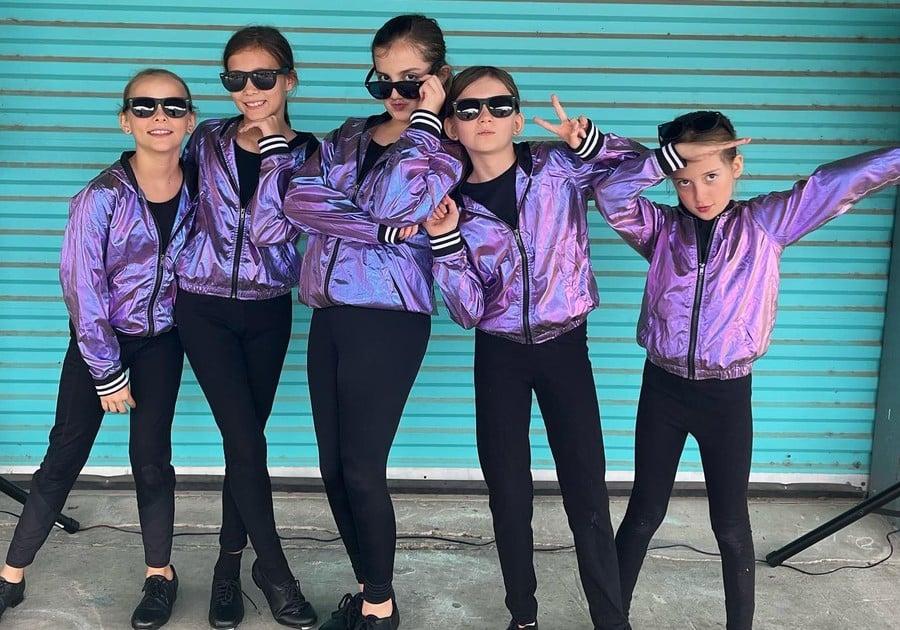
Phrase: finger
[
  {"left": 532, "top": 116, "right": 559, "bottom": 134},
  {"left": 126, "top": 394, "right": 137, "bottom": 408},
  {"left": 550, "top": 94, "right": 568, "bottom": 123}
]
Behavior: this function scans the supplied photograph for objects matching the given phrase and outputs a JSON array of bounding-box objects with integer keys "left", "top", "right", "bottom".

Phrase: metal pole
[
  {"left": 765, "top": 480, "right": 900, "bottom": 567},
  {"left": 0, "top": 476, "right": 80, "bottom": 534}
]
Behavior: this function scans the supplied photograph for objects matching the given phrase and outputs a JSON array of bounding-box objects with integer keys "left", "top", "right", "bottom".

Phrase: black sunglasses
[
  {"left": 657, "top": 111, "right": 733, "bottom": 144},
  {"left": 364, "top": 67, "right": 433, "bottom": 100},
  {"left": 124, "top": 97, "right": 192, "bottom": 118},
  {"left": 451, "top": 95, "right": 519, "bottom": 121},
  {"left": 219, "top": 68, "right": 292, "bottom": 92}
]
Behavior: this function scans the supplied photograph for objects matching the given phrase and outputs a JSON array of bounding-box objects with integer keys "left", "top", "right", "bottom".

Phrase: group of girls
[{"left": 1, "top": 10, "right": 898, "bottom": 630}]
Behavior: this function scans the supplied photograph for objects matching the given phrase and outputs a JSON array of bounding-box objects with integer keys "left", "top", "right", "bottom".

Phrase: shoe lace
[
  {"left": 356, "top": 616, "right": 382, "bottom": 630},
  {"left": 332, "top": 592, "right": 362, "bottom": 623},
  {"left": 213, "top": 578, "right": 239, "bottom": 605},
  {"left": 143, "top": 577, "right": 173, "bottom": 606},
  {"left": 280, "top": 580, "right": 308, "bottom": 614}
]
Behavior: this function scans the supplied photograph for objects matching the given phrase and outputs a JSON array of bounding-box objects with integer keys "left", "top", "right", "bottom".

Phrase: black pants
[
  {"left": 6, "top": 329, "right": 182, "bottom": 569},
  {"left": 175, "top": 289, "right": 293, "bottom": 580},
  {"left": 474, "top": 324, "right": 628, "bottom": 630},
  {"left": 308, "top": 306, "right": 430, "bottom": 605},
  {"left": 615, "top": 360, "right": 755, "bottom": 630}
]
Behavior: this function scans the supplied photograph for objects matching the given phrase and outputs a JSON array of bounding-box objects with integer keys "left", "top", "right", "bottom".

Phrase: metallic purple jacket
[
  {"left": 60, "top": 153, "right": 194, "bottom": 388},
  {"left": 597, "top": 145, "right": 900, "bottom": 380},
  {"left": 431, "top": 132, "right": 643, "bottom": 344},
  {"left": 278, "top": 112, "right": 462, "bottom": 313},
  {"left": 176, "top": 116, "right": 318, "bottom": 300}
]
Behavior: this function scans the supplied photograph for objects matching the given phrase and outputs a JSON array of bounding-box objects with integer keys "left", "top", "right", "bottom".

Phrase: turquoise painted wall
[{"left": 1, "top": 1, "right": 898, "bottom": 482}]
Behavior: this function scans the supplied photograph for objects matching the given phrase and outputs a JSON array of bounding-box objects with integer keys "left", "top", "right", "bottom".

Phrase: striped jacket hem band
[
  {"left": 573, "top": 120, "right": 602, "bottom": 160},
  {"left": 258, "top": 134, "right": 291, "bottom": 157},
  {"left": 656, "top": 143, "right": 686, "bottom": 174},
  {"left": 429, "top": 229, "right": 463, "bottom": 256},
  {"left": 95, "top": 371, "right": 129, "bottom": 396},
  {"left": 408, "top": 110, "right": 443, "bottom": 136}
]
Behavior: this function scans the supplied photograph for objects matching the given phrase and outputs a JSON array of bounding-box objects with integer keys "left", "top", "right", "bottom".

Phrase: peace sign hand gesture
[{"left": 533, "top": 94, "right": 590, "bottom": 150}]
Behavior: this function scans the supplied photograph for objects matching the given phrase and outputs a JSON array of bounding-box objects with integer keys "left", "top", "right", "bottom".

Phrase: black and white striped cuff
[
  {"left": 429, "top": 229, "right": 463, "bottom": 257},
  {"left": 258, "top": 134, "right": 291, "bottom": 157},
  {"left": 573, "top": 120, "right": 602, "bottom": 160},
  {"left": 655, "top": 143, "right": 686, "bottom": 174},
  {"left": 408, "top": 109, "right": 442, "bottom": 136},
  {"left": 378, "top": 224, "right": 403, "bottom": 244},
  {"left": 95, "top": 370, "right": 128, "bottom": 397}
]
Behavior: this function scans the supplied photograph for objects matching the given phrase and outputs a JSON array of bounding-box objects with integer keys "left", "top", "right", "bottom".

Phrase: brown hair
[
  {"left": 666, "top": 110, "right": 739, "bottom": 163},
  {"left": 121, "top": 68, "right": 193, "bottom": 112},
  {"left": 445, "top": 66, "right": 520, "bottom": 117}
]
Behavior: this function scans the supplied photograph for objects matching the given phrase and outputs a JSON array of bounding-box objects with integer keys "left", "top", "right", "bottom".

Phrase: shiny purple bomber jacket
[
  {"left": 596, "top": 144, "right": 900, "bottom": 380},
  {"left": 251, "top": 110, "right": 462, "bottom": 314},
  {"left": 176, "top": 116, "right": 318, "bottom": 300},
  {"left": 429, "top": 126, "right": 643, "bottom": 344},
  {"left": 60, "top": 153, "right": 195, "bottom": 394}
]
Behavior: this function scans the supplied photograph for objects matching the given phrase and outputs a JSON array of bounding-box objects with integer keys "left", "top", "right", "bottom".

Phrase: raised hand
[
  {"left": 417, "top": 74, "right": 447, "bottom": 115},
  {"left": 424, "top": 195, "right": 460, "bottom": 237},
  {"left": 533, "top": 94, "right": 590, "bottom": 149},
  {"left": 675, "top": 138, "right": 752, "bottom": 162},
  {"left": 239, "top": 114, "right": 284, "bottom": 138}
]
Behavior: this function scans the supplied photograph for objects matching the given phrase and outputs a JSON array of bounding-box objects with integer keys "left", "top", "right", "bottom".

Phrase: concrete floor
[{"left": 0, "top": 490, "right": 897, "bottom": 629}]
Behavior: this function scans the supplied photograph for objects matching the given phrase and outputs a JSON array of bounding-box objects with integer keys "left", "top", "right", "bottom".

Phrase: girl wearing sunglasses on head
[
  {"left": 423, "top": 65, "right": 641, "bottom": 630},
  {"left": 0, "top": 69, "right": 195, "bottom": 630},
  {"left": 594, "top": 111, "right": 899, "bottom": 629},
  {"left": 249, "top": 13, "right": 460, "bottom": 630}
]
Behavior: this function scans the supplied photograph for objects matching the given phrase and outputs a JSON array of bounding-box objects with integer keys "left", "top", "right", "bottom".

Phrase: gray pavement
[{"left": 0, "top": 489, "right": 897, "bottom": 629}]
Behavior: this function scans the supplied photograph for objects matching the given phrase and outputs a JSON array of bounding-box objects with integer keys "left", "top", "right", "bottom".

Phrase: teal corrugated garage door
[{"left": 1, "top": 1, "right": 898, "bottom": 487}]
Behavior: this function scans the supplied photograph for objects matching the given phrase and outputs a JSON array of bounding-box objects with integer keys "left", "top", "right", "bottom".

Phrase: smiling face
[
  {"left": 672, "top": 152, "right": 743, "bottom": 220},
  {"left": 444, "top": 75, "right": 523, "bottom": 158},
  {"left": 225, "top": 46, "right": 295, "bottom": 121},
  {"left": 372, "top": 40, "right": 436, "bottom": 123},
  {"left": 119, "top": 73, "right": 194, "bottom": 155}
]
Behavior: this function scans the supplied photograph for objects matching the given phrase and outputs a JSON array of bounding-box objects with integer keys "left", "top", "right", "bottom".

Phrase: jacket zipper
[
  {"left": 214, "top": 142, "right": 244, "bottom": 299},
  {"left": 687, "top": 217, "right": 717, "bottom": 379},
  {"left": 143, "top": 195, "right": 165, "bottom": 338},
  {"left": 465, "top": 175, "right": 533, "bottom": 343}
]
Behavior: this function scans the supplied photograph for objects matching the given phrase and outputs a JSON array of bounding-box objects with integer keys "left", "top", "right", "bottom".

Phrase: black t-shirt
[
  {"left": 234, "top": 134, "right": 308, "bottom": 207},
  {"left": 360, "top": 140, "right": 390, "bottom": 181},
  {"left": 146, "top": 190, "right": 180, "bottom": 251},
  {"left": 462, "top": 161, "right": 518, "bottom": 229},
  {"left": 696, "top": 217, "right": 715, "bottom": 264}
]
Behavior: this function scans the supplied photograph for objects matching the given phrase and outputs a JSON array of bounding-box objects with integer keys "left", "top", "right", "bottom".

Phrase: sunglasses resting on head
[{"left": 657, "top": 110, "right": 733, "bottom": 145}]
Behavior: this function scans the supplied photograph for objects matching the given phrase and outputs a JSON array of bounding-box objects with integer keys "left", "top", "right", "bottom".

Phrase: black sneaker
[
  {"left": 131, "top": 568, "right": 178, "bottom": 630},
  {"left": 320, "top": 592, "right": 363, "bottom": 630},
  {"left": 505, "top": 622, "right": 538, "bottom": 630},
  {"left": 250, "top": 560, "right": 317, "bottom": 629},
  {"left": 0, "top": 576, "right": 25, "bottom": 619},
  {"left": 208, "top": 575, "right": 244, "bottom": 629},
  {"left": 353, "top": 600, "right": 399, "bottom": 630}
]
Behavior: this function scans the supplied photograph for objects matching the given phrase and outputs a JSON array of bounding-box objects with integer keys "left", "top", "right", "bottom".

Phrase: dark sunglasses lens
[
  {"left": 487, "top": 96, "right": 516, "bottom": 117},
  {"left": 692, "top": 112, "right": 721, "bottom": 133},
  {"left": 162, "top": 98, "right": 189, "bottom": 118},
  {"left": 220, "top": 72, "right": 247, "bottom": 92},
  {"left": 454, "top": 99, "right": 482, "bottom": 121},
  {"left": 366, "top": 81, "right": 392, "bottom": 100},
  {"left": 658, "top": 121, "right": 682, "bottom": 143},
  {"left": 128, "top": 98, "right": 157, "bottom": 118},
  {"left": 249, "top": 72, "right": 278, "bottom": 90},
  {"left": 394, "top": 81, "right": 421, "bottom": 99}
]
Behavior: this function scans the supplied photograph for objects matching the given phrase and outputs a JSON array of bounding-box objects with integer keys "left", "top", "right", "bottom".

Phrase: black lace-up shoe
[
  {"left": 131, "top": 568, "right": 178, "bottom": 630},
  {"left": 0, "top": 576, "right": 25, "bottom": 619},
  {"left": 250, "top": 560, "right": 317, "bottom": 629},
  {"left": 208, "top": 575, "right": 244, "bottom": 629},
  {"left": 319, "top": 592, "right": 364, "bottom": 630},
  {"left": 352, "top": 600, "right": 399, "bottom": 630}
]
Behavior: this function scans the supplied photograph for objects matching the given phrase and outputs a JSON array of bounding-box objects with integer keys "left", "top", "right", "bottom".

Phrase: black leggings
[
  {"left": 175, "top": 289, "right": 293, "bottom": 582},
  {"left": 474, "top": 324, "right": 628, "bottom": 630},
  {"left": 615, "top": 360, "right": 755, "bottom": 630},
  {"left": 6, "top": 329, "right": 182, "bottom": 569},
  {"left": 308, "top": 306, "right": 430, "bottom": 605}
]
